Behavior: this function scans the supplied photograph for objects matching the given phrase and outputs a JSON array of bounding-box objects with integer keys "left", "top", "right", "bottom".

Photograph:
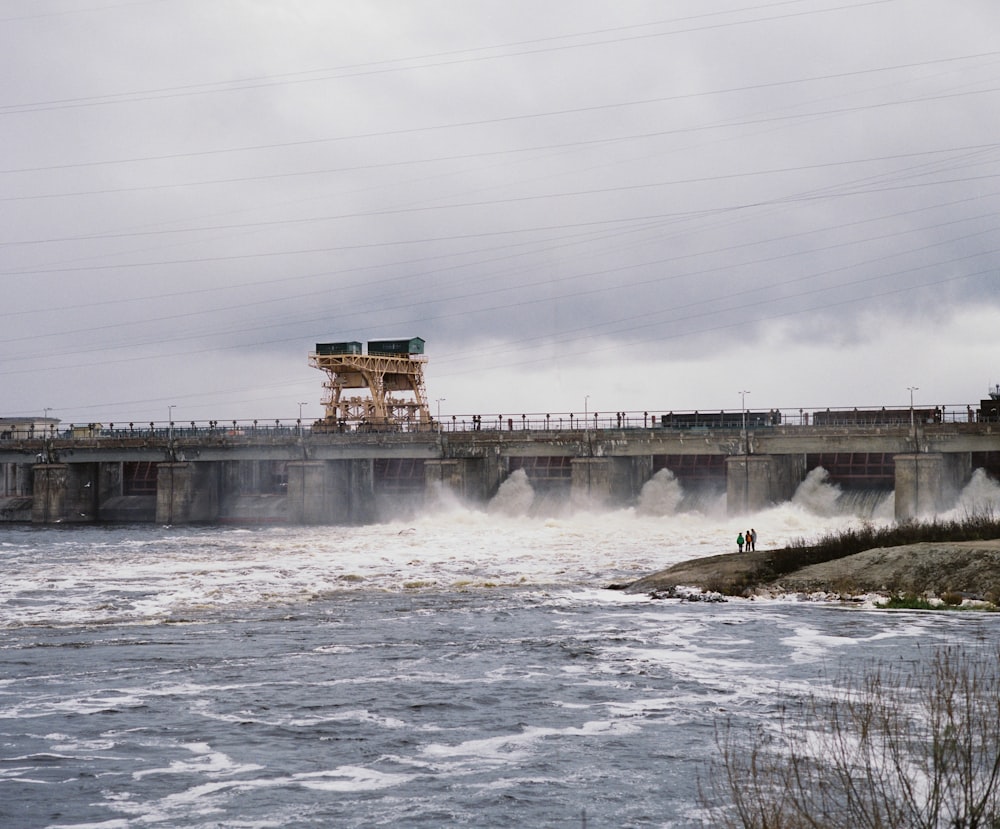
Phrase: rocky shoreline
[{"left": 621, "top": 539, "right": 1000, "bottom": 604}]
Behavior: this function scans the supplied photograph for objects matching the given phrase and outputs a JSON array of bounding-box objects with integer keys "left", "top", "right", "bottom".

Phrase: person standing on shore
[
  {"left": 750, "top": 528, "right": 757, "bottom": 551},
  {"left": 737, "top": 532, "right": 745, "bottom": 553}
]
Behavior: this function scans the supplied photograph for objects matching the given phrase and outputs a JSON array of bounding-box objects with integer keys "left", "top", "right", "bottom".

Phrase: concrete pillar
[
  {"left": 0, "top": 462, "right": 34, "bottom": 522},
  {"left": 17, "top": 463, "right": 32, "bottom": 495},
  {"left": 286, "top": 461, "right": 325, "bottom": 523},
  {"left": 628, "top": 455, "right": 655, "bottom": 501},
  {"left": 894, "top": 453, "right": 969, "bottom": 520},
  {"left": 344, "top": 459, "right": 375, "bottom": 524},
  {"left": 571, "top": 457, "right": 612, "bottom": 505},
  {"left": 570, "top": 457, "right": 645, "bottom": 505},
  {"left": 156, "top": 462, "right": 220, "bottom": 524},
  {"left": 286, "top": 459, "right": 375, "bottom": 525},
  {"left": 0, "top": 462, "right": 28, "bottom": 496},
  {"left": 32, "top": 463, "right": 99, "bottom": 524},
  {"left": 726, "top": 454, "right": 806, "bottom": 514},
  {"left": 99, "top": 462, "right": 122, "bottom": 504},
  {"left": 425, "top": 458, "right": 489, "bottom": 502}
]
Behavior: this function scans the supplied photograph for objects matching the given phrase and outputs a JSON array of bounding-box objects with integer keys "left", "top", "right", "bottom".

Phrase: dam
[
  {"left": 3, "top": 340, "right": 998, "bottom": 525},
  {"left": 1, "top": 411, "right": 998, "bottom": 525}
]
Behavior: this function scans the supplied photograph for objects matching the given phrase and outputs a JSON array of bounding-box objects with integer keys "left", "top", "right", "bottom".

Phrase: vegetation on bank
[
  {"left": 773, "top": 511, "right": 1000, "bottom": 576},
  {"left": 700, "top": 646, "right": 1000, "bottom": 828},
  {"left": 877, "top": 593, "right": 963, "bottom": 610},
  {"left": 672, "top": 512, "right": 1000, "bottom": 607},
  {"left": 687, "top": 512, "right": 1000, "bottom": 599}
]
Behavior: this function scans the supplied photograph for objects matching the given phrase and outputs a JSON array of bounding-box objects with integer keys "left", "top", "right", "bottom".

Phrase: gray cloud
[{"left": 2, "top": 0, "right": 998, "bottom": 423}]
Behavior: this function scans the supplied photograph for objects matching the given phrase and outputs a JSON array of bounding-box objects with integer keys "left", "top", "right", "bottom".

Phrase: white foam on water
[
  {"left": 636, "top": 468, "right": 685, "bottom": 517},
  {"left": 0, "top": 690, "right": 150, "bottom": 720},
  {"left": 791, "top": 466, "right": 894, "bottom": 521},
  {"left": 291, "top": 766, "right": 413, "bottom": 791},
  {"left": 779, "top": 618, "right": 935, "bottom": 663},
  {"left": 420, "top": 719, "right": 641, "bottom": 771},
  {"left": 0, "top": 469, "right": 905, "bottom": 628},
  {"left": 942, "top": 468, "right": 1000, "bottom": 519},
  {"left": 487, "top": 468, "right": 535, "bottom": 516},
  {"left": 792, "top": 467, "right": 844, "bottom": 516},
  {"left": 46, "top": 736, "right": 118, "bottom": 753},
  {"left": 472, "top": 774, "right": 572, "bottom": 791},
  {"left": 133, "top": 742, "right": 262, "bottom": 780}
]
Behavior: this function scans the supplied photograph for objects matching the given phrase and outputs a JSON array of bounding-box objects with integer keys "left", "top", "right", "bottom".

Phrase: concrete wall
[
  {"left": 32, "top": 463, "right": 99, "bottom": 524},
  {"left": 286, "top": 459, "right": 375, "bottom": 524},
  {"left": 726, "top": 454, "right": 807, "bottom": 514},
  {"left": 424, "top": 458, "right": 492, "bottom": 502},
  {"left": 2, "top": 462, "right": 33, "bottom": 496},
  {"left": 156, "top": 462, "right": 221, "bottom": 524},
  {"left": 570, "top": 456, "right": 653, "bottom": 506},
  {"left": 217, "top": 460, "right": 288, "bottom": 523},
  {"left": 894, "top": 453, "right": 972, "bottom": 520}
]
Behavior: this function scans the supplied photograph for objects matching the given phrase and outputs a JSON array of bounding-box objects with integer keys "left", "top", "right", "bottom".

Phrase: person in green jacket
[{"left": 737, "top": 532, "right": 745, "bottom": 553}]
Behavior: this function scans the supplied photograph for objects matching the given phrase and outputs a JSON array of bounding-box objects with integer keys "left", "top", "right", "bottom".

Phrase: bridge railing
[
  {"left": 0, "top": 404, "right": 993, "bottom": 443},
  {"left": 0, "top": 420, "right": 312, "bottom": 442},
  {"left": 439, "top": 404, "right": 985, "bottom": 432}
]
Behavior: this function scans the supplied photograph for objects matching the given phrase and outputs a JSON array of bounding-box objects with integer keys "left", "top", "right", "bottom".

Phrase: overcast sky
[{"left": 3, "top": 0, "right": 999, "bottom": 425}]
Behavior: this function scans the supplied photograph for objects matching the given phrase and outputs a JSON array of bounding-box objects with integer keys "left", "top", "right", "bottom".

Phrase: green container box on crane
[{"left": 367, "top": 337, "right": 425, "bottom": 356}]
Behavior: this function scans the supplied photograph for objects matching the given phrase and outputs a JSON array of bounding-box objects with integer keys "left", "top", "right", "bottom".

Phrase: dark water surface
[
  {"left": 5, "top": 586, "right": 998, "bottom": 828},
  {"left": 2, "top": 525, "right": 999, "bottom": 827}
]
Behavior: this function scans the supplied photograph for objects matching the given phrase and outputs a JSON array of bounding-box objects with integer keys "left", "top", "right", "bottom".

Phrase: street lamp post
[
  {"left": 436, "top": 398, "right": 446, "bottom": 432},
  {"left": 739, "top": 390, "right": 750, "bottom": 429},
  {"left": 298, "top": 402, "right": 308, "bottom": 437},
  {"left": 168, "top": 405, "right": 176, "bottom": 443},
  {"left": 584, "top": 395, "right": 590, "bottom": 432},
  {"left": 739, "top": 390, "right": 750, "bottom": 453},
  {"left": 907, "top": 386, "right": 919, "bottom": 431}
]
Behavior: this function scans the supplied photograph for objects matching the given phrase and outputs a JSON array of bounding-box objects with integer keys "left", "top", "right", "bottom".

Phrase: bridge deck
[{"left": 1, "top": 421, "right": 997, "bottom": 465}]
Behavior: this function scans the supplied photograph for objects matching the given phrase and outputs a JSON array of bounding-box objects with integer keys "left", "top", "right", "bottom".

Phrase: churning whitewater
[{"left": 1, "top": 469, "right": 999, "bottom": 828}]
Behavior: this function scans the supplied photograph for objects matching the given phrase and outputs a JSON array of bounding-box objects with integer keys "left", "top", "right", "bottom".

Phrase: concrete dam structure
[{"left": 2, "top": 414, "right": 998, "bottom": 525}]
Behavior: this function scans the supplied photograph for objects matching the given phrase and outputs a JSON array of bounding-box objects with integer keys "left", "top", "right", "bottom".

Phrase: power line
[
  {"left": 0, "top": 0, "right": 904, "bottom": 116},
  {"left": 4, "top": 49, "right": 997, "bottom": 176}
]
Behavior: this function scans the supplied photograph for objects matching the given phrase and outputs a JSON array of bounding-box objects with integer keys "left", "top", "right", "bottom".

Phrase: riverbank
[{"left": 621, "top": 539, "right": 1000, "bottom": 603}]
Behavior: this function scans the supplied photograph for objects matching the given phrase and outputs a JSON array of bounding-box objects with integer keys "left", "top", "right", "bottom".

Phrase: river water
[{"left": 2, "top": 469, "right": 999, "bottom": 828}]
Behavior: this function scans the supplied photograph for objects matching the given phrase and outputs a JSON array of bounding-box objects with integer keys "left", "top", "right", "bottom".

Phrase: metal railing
[
  {"left": 1, "top": 404, "right": 995, "bottom": 442},
  {"left": 434, "top": 404, "right": 991, "bottom": 432}
]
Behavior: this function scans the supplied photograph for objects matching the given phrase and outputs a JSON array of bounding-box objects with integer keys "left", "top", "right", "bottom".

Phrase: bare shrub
[{"left": 701, "top": 647, "right": 1000, "bottom": 828}]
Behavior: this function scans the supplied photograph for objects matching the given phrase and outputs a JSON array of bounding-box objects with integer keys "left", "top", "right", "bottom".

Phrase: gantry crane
[{"left": 308, "top": 338, "right": 432, "bottom": 431}]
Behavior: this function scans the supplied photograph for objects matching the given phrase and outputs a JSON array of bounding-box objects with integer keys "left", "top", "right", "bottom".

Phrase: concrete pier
[
  {"left": 286, "top": 459, "right": 375, "bottom": 524},
  {"left": 570, "top": 456, "right": 651, "bottom": 506},
  {"left": 894, "top": 453, "right": 972, "bottom": 521},
  {"left": 726, "top": 454, "right": 807, "bottom": 514},
  {"left": 425, "top": 458, "right": 490, "bottom": 502},
  {"left": 156, "top": 462, "right": 220, "bottom": 524},
  {"left": 32, "top": 463, "right": 98, "bottom": 524}
]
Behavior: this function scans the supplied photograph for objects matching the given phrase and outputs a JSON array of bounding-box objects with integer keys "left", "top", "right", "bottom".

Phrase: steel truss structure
[{"left": 308, "top": 352, "right": 431, "bottom": 431}]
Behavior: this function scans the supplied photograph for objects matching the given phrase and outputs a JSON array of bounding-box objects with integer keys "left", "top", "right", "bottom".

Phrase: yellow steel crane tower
[{"left": 308, "top": 337, "right": 431, "bottom": 432}]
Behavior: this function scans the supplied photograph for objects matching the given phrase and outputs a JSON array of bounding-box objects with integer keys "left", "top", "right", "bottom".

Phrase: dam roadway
[{"left": 1, "top": 413, "right": 998, "bottom": 525}]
